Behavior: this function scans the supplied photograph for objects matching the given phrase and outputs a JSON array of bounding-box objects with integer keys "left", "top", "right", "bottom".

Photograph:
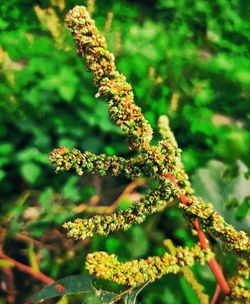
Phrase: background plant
[{"left": 0, "top": 1, "right": 249, "bottom": 303}]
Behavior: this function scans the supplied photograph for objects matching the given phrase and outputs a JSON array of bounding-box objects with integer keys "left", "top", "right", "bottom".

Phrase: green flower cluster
[
  {"left": 63, "top": 183, "right": 171, "bottom": 239},
  {"left": 157, "top": 115, "right": 192, "bottom": 193},
  {"left": 86, "top": 244, "right": 213, "bottom": 286},
  {"left": 49, "top": 146, "right": 143, "bottom": 179},
  {"left": 179, "top": 197, "right": 250, "bottom": 258},
  {"left": 164, "top": 239, "right": 209, "bottom": 304},
  {"left": 225, "top": 260, "right": 250, "bottom": 303},
  {"left": 50, "top": 146, "right": 249, "bottom": 258},
  {"left": 50, "top": 5, "right": 250, "bottom": 257},
  {"left": 65, "top": 6, "right": 152, "bottom": 151},
  {"left": 49, "top": 5, "right": 250, "bottom": 299}
]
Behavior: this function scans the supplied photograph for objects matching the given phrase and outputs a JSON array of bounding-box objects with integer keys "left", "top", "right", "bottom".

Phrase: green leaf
[
  {"left": 32, "top": 275, "right": 95, "bottom": 303},
  {"left": 0, "top": 156, "right": 8, "bottom": 167},
  {"left": 82, "top": 290, "right": 118, "bottom": 304},
  {"left": 32, "top": 274, "right": 138, "bottom": 304},
  {"left": 39, "top": 188, "right": 54, "bottom": 208},
  {"left": 62, "top": 176, "right": 81, "bottom": 201},
  {"left": 20, "top": 162, "right": 41, "bottom": 184},
  {"left": 0, "top": 19, "right": 9, "bottom": 30},
  {"left": 92, "top": 102, "right": 119, "bottom": 133},
  {"left": 214, "top": 130, "right": 248, "bottom": 161},
  {"left": 28, "top": 219, "right": 52, "bottom": 238},
  {"left": 182, "top": 106, "right": 214, "bottom": 136},
  {"left": 17, "top": 148, "right": 47, "bottom": 164},
  {"left": 58, "top": 84, "right": 77, "bottom": 102},
  {"left": 123, "top": 283, "right": 149, "bottom": 304},
  {"left": 58, "top": 138, "right": 76, "bottom": 149},
  {"left": 0, "top": 143, "right": 13, "bottom": 155},
  {"left": 40, "top": 68, "right": 79, "bottom": 102},
  {"left": 192, "top": 160, "right": 250, "bottom": 232},
  {"left": 235, "top": 196, "right": 250, "bottom": 221},
  {"left": 105, "top": 236, "right": 122, "bottom": 252},
  {"left": 125, "top": 226, "right": 149, "bottom": 258}
]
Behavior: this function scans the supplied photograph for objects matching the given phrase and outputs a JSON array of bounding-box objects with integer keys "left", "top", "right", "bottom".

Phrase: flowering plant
[{"left": 36, "top": 6, "right": 249, "bottom": 304}]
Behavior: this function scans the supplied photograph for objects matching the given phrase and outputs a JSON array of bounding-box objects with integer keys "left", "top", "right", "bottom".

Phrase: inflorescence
[
  {"left": 49, "top": 6, "right": 250, "bottom": 303},
  {"left": 86, "top": 244, "right": 213, "bottom": 287}
]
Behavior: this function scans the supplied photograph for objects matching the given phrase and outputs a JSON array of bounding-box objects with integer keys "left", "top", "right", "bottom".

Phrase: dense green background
[{"left": 0, "top": 0, "right": 249, "bottom": 303}]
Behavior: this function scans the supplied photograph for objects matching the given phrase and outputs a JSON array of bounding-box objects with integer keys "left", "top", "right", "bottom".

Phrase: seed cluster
[
  {"left": 65, "top": 6, "right": 152, "bottom": 150},
  {"left": 225, "top": 260, "right": 250, "bottom": 303},
  {"left": 63, "top": 183, "right": 171, "bottom": 239},
  {"left": 50, "top": 143, "right": 250, "bottom": 259},
  {"left": 49, "top": 146, "right": 142, "bottom": 179},
  {"left": 49, "top": 5, "right": 250, "bottom": 299},
  {"left": 86, "top": 244, "right": 213, "bottom": 286},
  {"left": 164, "top": 239, "right": 209, "bottom": 304}
]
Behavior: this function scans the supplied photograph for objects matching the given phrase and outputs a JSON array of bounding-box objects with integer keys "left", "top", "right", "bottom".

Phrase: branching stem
[{"left": 166, "top": 173, "right": 230, "bottom": 295}]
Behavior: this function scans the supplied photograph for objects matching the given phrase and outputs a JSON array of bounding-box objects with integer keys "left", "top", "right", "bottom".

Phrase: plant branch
[
  {"left": 211, "top": 284, "right": 221, "bottom": 304},
  {"left": 86, "top": 244, "right": 213, "bottom": 286},
  {"left": 0, "top": 251, "right": 55, "bottom": 285},
  {"left": 50, "top": 6, "right": 250, "bottom": 302},
  {"left": 165, "top": 173, "right": 230, "bottom": 295}
]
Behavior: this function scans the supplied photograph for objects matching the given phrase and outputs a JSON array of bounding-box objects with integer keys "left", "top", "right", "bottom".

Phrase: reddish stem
[
  {"left": 211, "top": 284, "right": 221, "bottom": 304},
  {"left": 0, "top": 251, "right": 55, "bottom": 285},
  {"left": 166, "top": 173, "right": 230, "bottom": 296}
]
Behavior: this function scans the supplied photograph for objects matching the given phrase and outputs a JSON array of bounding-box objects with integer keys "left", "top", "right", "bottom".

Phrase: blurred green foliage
[{"left": 0, "top": 0, "right": 249, "bottom": 303}]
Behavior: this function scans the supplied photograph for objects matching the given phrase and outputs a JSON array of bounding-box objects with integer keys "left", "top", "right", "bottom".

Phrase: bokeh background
[{"left": 0, "top": 0, "right": 249, "bottom": 303}]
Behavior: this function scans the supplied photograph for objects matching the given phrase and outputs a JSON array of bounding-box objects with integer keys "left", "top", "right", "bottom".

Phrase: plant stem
[
  {"left": 211, "top": 284, "right": 221, "bottom": 304},
  {"left": 0, "top": 251, "right": 54, "bottom": 285},
  {"left": 166, "top": 173, "right": 230, "bottom": 295}
]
